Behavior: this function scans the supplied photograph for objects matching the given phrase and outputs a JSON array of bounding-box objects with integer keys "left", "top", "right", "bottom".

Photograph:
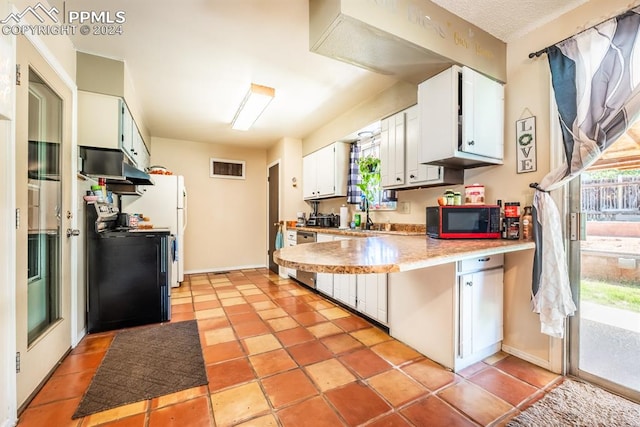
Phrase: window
[{"left": 210, "top": 158, "right": 245, "bottom": 179}]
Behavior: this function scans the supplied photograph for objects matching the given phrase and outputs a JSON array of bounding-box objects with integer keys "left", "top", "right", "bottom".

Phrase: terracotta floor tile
[
  {"left": 368, "top": 370, "right": 428, "bottom": 407},
  {"left": 333, "top": 315, "right": 372, "bottom": 332},
  {"left": 207, "top": 358, "right": 256, "bottom": 392},
  {"left": 172, "top": 302, "right": 194, "bottom": 313},
  {"left": 233, "top": 320, "right": 271, "bottom": 338},
  {"left": 252, "top": 300, "right": 278, "bottom": 310},
  {"left": 257, "top": 307, "right": 289, "bottom": 320},
  {"left": 305, "top": 359, "right": 356, "bottom": 392},
  {"left": 151, "top": 385, "right": 208, "bottom": 409},
  {"left": 148, "top": 395, "right": 211, "bottom": 427},
  {"left": 227, "top": 311, "right": 261, "bottom": 325},
  {"left": 275, "top": 326, "right": 315, "bottom": 347},
  {"left": 339, "top": 348, "right": 393, "bottom": 379},
  {"left": 458, "top": 361, "right": 489, "bottom": 378},
  {"left": 245, "top": 294, "right": 271, "bottom": 303},
  {"left": 202, "top": 341, "right": 244, "bottom": 364},
  {"left": 292, "top": 311, "right": 328, "bottom": 326},
  {"left": 366, "top": 413, "right": 413, "bottom": 427},
  {"left": 277, "top": 396, "right": 345, "bottom": 427},
  {"left": 17, "top": 397, "right": 81, "bottom": 427},
  {"left": 438, "top": 381, "right": 513, "bottom": 426},
  {"left": 484, "top": 350, "right": 510, "bottom": 365},
  {"left": 90, "top": 413, "right": 146, "bottom": 427},
  {"left": 242, "top": 334, "right": 282, "bottom": 355},
  {"left": 220, "top": 297, "right": 247, "bottom": 307},
  {"left": 306, "top": 299, "right": 336, "bottom": 311},
  {"left": 217, "top": 290, "right": 242, "bottom": 299},
  {"left": 53, "top": 351, "right": 104, "bottom": 376},
  {"left": 321, "top": 333, "right": 364, "bottom": 355},
  {"left": 494, "top": 356, "right": 560, "bottom": 388},
  {"left": 401, "top": 396, "right": 476, "bottom": 427},
  {"left": 203, "top": 327, "right": 236, "bottom": 346},
  {"left": 307, "top": 321, "right": 343, "bottom": 339},
  {"left": 351, "top": 327, "right": 392, "bottom": 346},
  {"left": 193, "top": 300, "right": 221, "bottom": 311},
  {"left": 235, "top": 414, "right": 279, "bottom": 427},
  {"left": 82, "top": 400, "right": 148, "bottom": 426},
  {"left": 371, "top": 340, "right": 422, "bottom": 366},
  {"left": 193, "top": 294, "right": 217, "bottom": 302},
  {"left": 469, "top": 366, "right": 539, "bottom": 406},
  {"left": 169, "top": 311, "right": 196, "bottom": 322},
  {"left": 30, "top": 370, "right": 94, "bottom": 406},
  {"left": 287, "top": 340, "right": 333, "bottom": 366},
  {"left": 224, "top": 303, "right": 255, "bottom": 315},
  {"left": 70, "top": 333, "right": 113, "bottom": 355},
  {"left": 197, "top": 317, "right": 230, "bottom": 331},
  {"left": 261, "top": 369, "right": 318, "bottom": 408},
  {"left": 194, "top": 307, "right": 225, "bottom": 320},
  {"left": 401, "top": 358, "right": 458, "bottom": 391},
  {"left": 210, "top": 382, "right": 270, "bottom": 427},
  {"left": 318, "top": 306, "right": 351, "bottom": 320},
  {"left": 326, "top": 382, "right": 392, "bottom": 426},
  {"left": 249, "top": 348, "right": 297, "bottom": 377},
  {"left": 266, "top": 317, "right": 299, "bottom": 332}
]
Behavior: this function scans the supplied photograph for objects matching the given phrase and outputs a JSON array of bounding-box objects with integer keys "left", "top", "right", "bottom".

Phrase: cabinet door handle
[
  {"left": 396, "top": 177, "right": 401, "bottom": 181},
  {"left": 478, "top": 257, "right": 490, "bottom": 262},
  {"left": 409, "top": 174, "right": 415, "bottom": 179},
  {"left": 465, "top": 281, "right": 473, "bottom": 287},
  {"left": 467, "top": 140, "right": 475, "bottom": 145}
]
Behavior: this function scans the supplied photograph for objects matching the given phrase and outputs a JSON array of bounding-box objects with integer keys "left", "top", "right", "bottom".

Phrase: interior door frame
[
  {"left": 267, "top": 159, "right": 281, "bottom": 274},
  {"left": 14, "top": 32, "right": 79, "bottom": 410}
]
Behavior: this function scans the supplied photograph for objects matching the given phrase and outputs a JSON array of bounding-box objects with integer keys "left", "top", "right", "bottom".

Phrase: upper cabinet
[
  {"left": 380, "top": 105, "right": 463, "bottom": 190},
  {"left": 303, "top": 142, "right": 350, "bottom": 200},
  {"left": 78, "top": 91, "right": 150, "bottom": 170},
  {"left": 418, "top": 65, "right": 504, "bottom": 169}
]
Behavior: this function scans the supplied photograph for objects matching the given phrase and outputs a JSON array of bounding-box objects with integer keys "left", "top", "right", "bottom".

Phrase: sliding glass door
[{"left": 568, "top": 135, "right": 640, "bottom": 402}]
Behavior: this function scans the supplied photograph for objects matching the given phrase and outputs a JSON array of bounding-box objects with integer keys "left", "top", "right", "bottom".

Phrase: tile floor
[{"left": 18, "top": 268, "right": 565, "bottom": 427}]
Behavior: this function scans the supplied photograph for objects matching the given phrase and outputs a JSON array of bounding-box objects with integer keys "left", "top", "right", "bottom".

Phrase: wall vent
[{"left": 210, "top": 158, "right": 245, "bottom": 180}]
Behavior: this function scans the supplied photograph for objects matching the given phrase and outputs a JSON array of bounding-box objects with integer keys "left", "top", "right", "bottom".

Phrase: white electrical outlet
[{"left": 399, "top": 202, "right": 411, "bottom": 214}]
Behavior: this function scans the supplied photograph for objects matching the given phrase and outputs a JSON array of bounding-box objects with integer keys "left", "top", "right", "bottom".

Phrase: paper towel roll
[{"left": 339, "top": 205, "right": 349, "bottom": 229}]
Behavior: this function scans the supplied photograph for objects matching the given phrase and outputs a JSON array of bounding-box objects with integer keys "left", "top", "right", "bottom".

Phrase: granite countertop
[
  {"left": 274, "top": 235, "right": 535, "bottom": 274},
  {"left": 291, "top": 224, "right": 426, "bottom": 237}
]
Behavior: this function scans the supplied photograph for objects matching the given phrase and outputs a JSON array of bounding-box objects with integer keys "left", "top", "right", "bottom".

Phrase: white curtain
[{"left": 532, "top": 6, "right": 640, "bottom": 337}]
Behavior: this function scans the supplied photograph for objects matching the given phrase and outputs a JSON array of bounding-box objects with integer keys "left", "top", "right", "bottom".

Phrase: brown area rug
[
  {"left": 508, "top": 379, "right": 640, "bottom": 426},
  {"left": 73, "top": 320, "right": 208, "bottom": 419}
]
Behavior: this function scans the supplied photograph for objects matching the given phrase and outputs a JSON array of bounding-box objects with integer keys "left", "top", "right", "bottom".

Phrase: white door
[{"left": 15, "top": 36, "right": 73, "bottom": 407}]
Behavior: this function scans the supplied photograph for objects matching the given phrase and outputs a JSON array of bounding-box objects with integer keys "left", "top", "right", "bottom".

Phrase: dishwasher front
[{"left": 295, "top": 230, "right": 316, "bottom": 289}]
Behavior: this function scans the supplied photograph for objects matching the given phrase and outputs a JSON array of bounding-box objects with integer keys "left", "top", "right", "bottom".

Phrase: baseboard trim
[
  {"left": 1, "top": 417, "right": 18, "bottom": 427},
  {"left": 185, "top": 265, "right": 267, "bottom": 275},
  {"left": 502, "top": 344, "right": 551, "bottom": 370}
]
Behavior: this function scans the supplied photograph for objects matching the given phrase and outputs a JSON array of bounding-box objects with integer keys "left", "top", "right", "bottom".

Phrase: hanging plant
[{"left": 357, "top": 155, "right": 380, "bottom": 206}]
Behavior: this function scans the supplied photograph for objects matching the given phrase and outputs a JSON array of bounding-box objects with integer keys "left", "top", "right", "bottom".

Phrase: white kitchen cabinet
[
  {"left": 303, "top": 142, "right": 350, "bottom": 200},
  {"left": 380, "top": 110, "right": 405, "bottom": 187},
  {"left": 285, "top": 229, "right": 297, "bottom": 279},
  {"left": 332, "top": 235, "right": 357, "bottom": 308},
  {"left": 418, "top": 65, "right": 504, "bottom": 168},
  {"left": 356, "top": 273, "right": 387, "bottom": 324},
  {"left": 315, "top": 233, "right": 334, "bottom": 296},
  {"left": 78, "top": 90, "right": 150, "bottom": 169},
  {"left": 388, "top": 253, "right": 503, "bottom": 371},
  {"left": 381, "top": 105, "right": 463, "bottom": 190}
]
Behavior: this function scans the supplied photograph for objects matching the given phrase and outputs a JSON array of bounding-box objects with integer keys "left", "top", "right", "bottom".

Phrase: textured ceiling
[{"left": 432, "top": 0, "right": 589, "bottom": 42}]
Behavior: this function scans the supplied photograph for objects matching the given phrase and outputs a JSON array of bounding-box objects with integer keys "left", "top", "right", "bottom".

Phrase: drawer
[
  {"left": 458, "top": 253, "right": 504, "bottom": 273},
  {"left": 286, "top": 230, "right": 296, "bottom": 241}
]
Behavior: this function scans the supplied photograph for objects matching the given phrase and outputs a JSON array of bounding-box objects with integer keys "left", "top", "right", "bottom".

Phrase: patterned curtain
[
  {"left": 346, "top": 143, "right": 361, "bottom": 204},
  {"left": 532, "top": 6, "right": 640, "bottom": 337}
]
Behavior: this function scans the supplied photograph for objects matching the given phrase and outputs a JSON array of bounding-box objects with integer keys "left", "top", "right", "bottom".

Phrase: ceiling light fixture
[{"left": 231, "top": 83, "right": 275, "bottom": 131}]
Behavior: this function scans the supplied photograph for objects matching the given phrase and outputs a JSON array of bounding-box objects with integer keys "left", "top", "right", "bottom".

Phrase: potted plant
[{"left": 357, "top": 155, "right": 380, "bottom": 229}]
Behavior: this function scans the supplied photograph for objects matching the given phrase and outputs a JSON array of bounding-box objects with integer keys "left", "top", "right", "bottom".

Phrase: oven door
[{"left": 295, "top": 231, "right": 317, "bottom": 288}]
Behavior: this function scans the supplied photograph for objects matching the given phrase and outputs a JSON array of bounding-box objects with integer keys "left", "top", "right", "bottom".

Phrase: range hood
[{"left": 79, "top": 146, "right": 154, "bottom": 186}]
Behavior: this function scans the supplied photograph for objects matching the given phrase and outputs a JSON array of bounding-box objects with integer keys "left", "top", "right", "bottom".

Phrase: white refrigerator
[{"left": 122, "top": 174, "right": 187, "bottom": 287}]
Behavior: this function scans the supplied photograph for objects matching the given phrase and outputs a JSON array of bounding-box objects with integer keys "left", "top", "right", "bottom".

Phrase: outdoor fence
[{"left": 582, "top": 175, "right": 640, "bottom": 221}]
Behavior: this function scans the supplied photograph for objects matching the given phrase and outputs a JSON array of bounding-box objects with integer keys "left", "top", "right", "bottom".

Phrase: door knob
[{"left": 66, "top": 229, "right": 80, "bottom": 237}]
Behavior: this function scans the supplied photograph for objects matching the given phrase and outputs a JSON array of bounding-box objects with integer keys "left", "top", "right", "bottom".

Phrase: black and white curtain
[
  {"left": 532, "top": 6, "right": 640, "bottom": 337},
  {"left": 346, "top": 142, "right": 361, "bottom": 204}
]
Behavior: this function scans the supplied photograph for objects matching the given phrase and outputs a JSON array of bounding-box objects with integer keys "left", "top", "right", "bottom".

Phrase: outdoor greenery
[
  {"left": 581, "top": 279, "right": 640, "bottom": 313},
  {"left": 357, "top": 155, "right": 380, "bottom": 206},
  {"left": 583, "top": 169, "right": 640, "bottom": 180}
]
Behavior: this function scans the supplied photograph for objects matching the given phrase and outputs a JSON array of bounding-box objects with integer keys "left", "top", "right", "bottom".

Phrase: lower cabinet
[
  {"left": 315, "top": 233, "right": 388, "bottom": 324},
  {"left": 388, "top": 253, "right": 504, "bottom": 372}
]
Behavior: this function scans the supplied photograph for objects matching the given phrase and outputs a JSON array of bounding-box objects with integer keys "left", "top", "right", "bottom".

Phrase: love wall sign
[{"left": 516, "top": 116, "right": 537, "bottom": 173}]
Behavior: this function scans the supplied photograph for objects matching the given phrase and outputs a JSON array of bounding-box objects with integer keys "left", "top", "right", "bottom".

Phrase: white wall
[{"left": 150, "top": 137, "right": 268, "bottom": 273}]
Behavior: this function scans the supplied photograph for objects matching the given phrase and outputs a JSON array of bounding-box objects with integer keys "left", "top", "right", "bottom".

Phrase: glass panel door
[
  {"left": 27, "top": 71, "right": 62, "bottom": 344},
  {"left": 568, "top": 136, "right": 640, "bottom": 401}
]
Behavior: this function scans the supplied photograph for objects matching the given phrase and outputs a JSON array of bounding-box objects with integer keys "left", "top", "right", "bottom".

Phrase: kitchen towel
[{"left": 275, "top": 224, "right": 284, "bottom": 249}]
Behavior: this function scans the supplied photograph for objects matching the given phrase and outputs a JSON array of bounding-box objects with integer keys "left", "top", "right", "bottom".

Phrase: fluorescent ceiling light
[{"left": 231, "top": 83, "right": 275, "bottom": 131}]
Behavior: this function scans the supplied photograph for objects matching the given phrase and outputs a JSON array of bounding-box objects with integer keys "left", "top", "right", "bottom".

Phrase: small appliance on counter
[{"left": 426, "top": 205, "right": 501, "bottom": 239}]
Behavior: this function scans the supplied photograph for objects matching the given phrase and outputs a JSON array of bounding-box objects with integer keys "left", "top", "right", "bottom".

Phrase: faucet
[{"left": 365, "top": 215, "right": 374, "bottom": 230}]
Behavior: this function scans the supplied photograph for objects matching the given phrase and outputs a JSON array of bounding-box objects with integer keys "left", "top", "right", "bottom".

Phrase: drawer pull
[
  {"left": 478, "top": 257, "right": 490, "bottom": 262},
  {"left": 465, "top": 281, "right": 473, "bottom": 287}
]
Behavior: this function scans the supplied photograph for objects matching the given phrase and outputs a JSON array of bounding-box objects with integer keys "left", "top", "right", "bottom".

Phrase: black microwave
[{"left": 426, "top": 205, "right": 501, "bottom": 239}]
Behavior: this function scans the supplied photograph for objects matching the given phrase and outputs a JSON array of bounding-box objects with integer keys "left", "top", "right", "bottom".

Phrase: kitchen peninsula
[{"left": 274, "top": 235, "right": 535, "bottom": 372}]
